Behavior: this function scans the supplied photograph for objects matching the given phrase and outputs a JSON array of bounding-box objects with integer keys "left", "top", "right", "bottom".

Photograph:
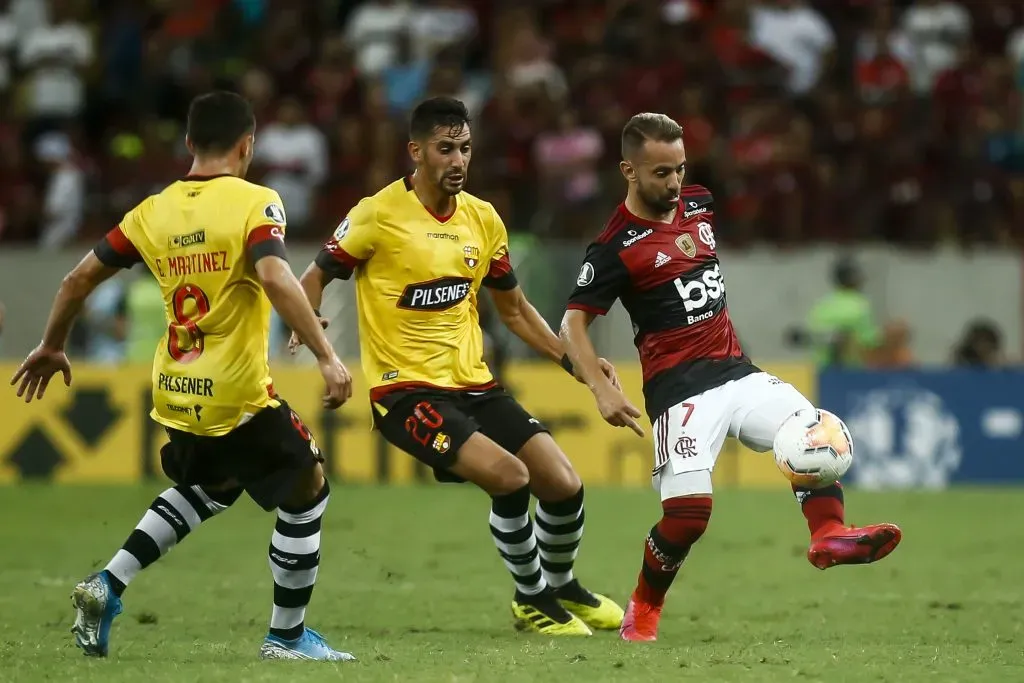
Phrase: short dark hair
[
  {"left": 409, "top": 97, "right": 471, "bottom": 140},
  {"left": 186, "top": 91, "right": 256, "bottom": 155},
  {"left": 621, "top": 113, "right": 683, "bottom": 159}
]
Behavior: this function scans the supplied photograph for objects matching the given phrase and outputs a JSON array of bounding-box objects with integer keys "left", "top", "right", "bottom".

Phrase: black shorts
[
  {"left": 159, "top": 399, "right": 323, "bottom": 511},
  {"left": 372, "top": 385, "right": 548, "bottom": 481}
]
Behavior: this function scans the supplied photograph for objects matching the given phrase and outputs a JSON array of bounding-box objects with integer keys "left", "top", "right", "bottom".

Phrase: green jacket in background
[
  {"left": 125, "top": 276, "right": 168, "bottom": 364},
  {"left": 806, "top": 289, "right": 880, "bottom": 367}
]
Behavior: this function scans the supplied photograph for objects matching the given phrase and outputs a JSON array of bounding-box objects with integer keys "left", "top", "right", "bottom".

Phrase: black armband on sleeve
[{"left": 314, "top": 248, "right": 355, "bottom": 281}]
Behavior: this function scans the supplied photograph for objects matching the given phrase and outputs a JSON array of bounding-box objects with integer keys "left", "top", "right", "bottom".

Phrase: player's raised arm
[
  {"left": 560, "top": 243, "right": 644, "bottom": 437},
  {"left": 481, "top": 208, "right": 621, "bottom": 389},
  {"left": 246, "top": 202, "right": 352, "bottom": 408},
  {"left": 291, "top": 203, "right": 376, "bottom": 353},
  {"left": 560, "top": 309, "right": 643, "bottom": 438},
  {"left": 11, "top": 225, "right": 138, "bottom": 402}
]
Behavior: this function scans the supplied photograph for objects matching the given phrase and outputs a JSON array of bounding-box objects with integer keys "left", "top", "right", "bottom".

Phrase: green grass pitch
[{"left": 0, "top": 484, "right": 1021, "bottom": 682}]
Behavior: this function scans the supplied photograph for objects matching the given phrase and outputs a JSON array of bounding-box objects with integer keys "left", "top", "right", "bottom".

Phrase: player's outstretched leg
[
  {"left": 513, "top": 433, "right": 622, "bottom": 631},
  {"left": 71, "top": 484, "right": 242, "bottom": 657},
  {"left": 796, "top": 483, "right": 902, "bottom": 570},
  {"left": 729, "top": 378, "right": 902, "bottom": 570},
  {"left": 622, "top": 494, "right": 712, "bottom": 642},
  {"left": 259, "top": 472, "right": 354, "bottom": 661}
]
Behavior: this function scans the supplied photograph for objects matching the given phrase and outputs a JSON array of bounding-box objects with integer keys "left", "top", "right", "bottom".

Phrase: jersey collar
[
  {"left": 404, "top": 175, "right": 458, "bottom": 224},
  {"left": 182, "top": 173, "right": 233, "bottom": 181}
]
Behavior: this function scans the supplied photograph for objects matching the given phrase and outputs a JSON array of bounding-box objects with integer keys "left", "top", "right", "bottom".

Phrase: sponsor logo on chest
[
  {"left": 398, "top": 276, "right": 473, "bottom": 311},
  {"left": 683, "top": 201, "right": 708, "bottom": 218},
  {"left": 622, "top": 228, "right": 653, "bottom": 247}
]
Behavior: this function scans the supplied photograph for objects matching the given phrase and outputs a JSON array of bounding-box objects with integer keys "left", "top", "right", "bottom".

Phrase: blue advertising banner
[{"left": 819, "top": 369, "right": 1024, "bottom": 488}]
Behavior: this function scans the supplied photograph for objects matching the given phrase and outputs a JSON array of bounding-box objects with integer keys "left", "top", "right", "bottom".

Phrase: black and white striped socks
[
  {"left": 268, "top": 480, "right": 330, "bottom": 641},
  {"left": 489, "top": 484, "right": 545, "bottom": 596},
  {"left": 104, "top": 485, "right": 241, "bottom": 595},
  {"left": 536, "top": 486, "right": 585, "bottom": 588}
]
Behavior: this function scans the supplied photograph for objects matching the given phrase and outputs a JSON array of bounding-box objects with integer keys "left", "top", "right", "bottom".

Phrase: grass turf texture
[{"left": 0, "top": 484, "right": 1020, "bottom": 682}]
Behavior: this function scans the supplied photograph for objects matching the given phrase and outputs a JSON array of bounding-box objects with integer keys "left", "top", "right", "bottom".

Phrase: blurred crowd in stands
[{"left": 0, "top": 0, "right": 1021, "bottom": 249}]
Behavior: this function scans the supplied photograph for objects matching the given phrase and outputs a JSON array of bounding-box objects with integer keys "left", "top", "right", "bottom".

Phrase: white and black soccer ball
[{"left": 773, "top": 408, "right": 853, "bottom": 488}]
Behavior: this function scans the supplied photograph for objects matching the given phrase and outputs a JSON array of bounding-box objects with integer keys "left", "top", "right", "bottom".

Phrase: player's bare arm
[
  {"left": 560, "top": 309, "right": 644, "bottom": 437},
  {"left": 488, "top": 285, "right": 620, "bottom": 388},
  {"left": 297, "top": 261, "right": 328, "bottom": 317},
  {"left": 11, "top": 251, "right": 119, "bottom": 402},
  {"left": 288, "top": 261, "right": 332, "bottom": 353},
  {"left": 254, "top": 255, "right": 351, "bottom": 408}
]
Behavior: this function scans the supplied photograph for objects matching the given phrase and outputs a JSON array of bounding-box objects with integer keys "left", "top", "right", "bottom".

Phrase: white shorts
[{"left": 651, "top": 372, "right": 814, "bottom": 500}]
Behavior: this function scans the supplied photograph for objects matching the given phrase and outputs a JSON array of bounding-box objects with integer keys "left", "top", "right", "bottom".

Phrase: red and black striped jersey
[{"left": 567, "top": 184, "right": 758, "bottom": 422}]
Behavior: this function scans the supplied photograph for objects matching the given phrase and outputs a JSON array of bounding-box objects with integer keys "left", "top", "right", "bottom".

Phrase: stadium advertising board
[
  {"left": 819, "top": 369, "right": 1024, "bottom": 488},
  {"left": 0, "top": 362, "right": 809, "bottom": 487}
]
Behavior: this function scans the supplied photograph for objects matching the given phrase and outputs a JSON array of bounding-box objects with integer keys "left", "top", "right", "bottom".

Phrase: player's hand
[
  {"left": 10, "top": 344, "right": 72, "bottom": 403},
  {"left": 597, "top": 357, "right": 621, "bottom": 390},
  {"left": 288, "top": 317, "right": 330, "bottom": 355},
  {"left": 318, "top": 355, "right": 352, "bottom": 409},
  {"left": 593, "top": 384, "right": 645, "bottom": 438},
  {"left": 570, "top": 357, "right": 621, "bottom": 390}
]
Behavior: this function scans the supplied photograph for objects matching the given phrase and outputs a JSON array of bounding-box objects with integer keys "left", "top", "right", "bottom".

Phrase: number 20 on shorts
[{"left": 404, "top": 401, "right": 444, "bottom": 447}]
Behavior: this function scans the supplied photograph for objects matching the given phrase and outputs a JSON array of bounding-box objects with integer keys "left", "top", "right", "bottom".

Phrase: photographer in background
[
  {"left": 788, "top": 257, "right": 881, "bottom": 368},
  {"left": 952, "top": 319, "right": 1005, "bottom": 368}
]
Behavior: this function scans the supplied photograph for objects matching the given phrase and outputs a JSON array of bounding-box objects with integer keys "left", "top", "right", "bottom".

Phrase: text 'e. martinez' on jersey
[
  {"left": 314, "top": 176, "right": 517, "bottom": 406},
  {"left": 93, "top": 174, "right": 289, "bottom": 436},
  {"left": 566, "top": 184, "right": 759, "bottom": 423}
]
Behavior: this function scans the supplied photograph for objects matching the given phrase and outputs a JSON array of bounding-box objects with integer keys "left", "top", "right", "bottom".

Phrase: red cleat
[
  {"left": 619, "top": 593, "right": 662, "bottom": 642},
  {"left": 807, "top": 523, "right": 902, "bottom": 570}
]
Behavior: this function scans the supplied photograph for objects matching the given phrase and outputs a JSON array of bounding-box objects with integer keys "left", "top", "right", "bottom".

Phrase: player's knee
[
  {"left": 530, "top": 462, "right": 581, "bottom": 501},
  {"left": 660, "top": 495, "right": 713, "bottom": 545},
  {"left": 284, "top": 461, "right": 327, "bottom": 508},
  {"left": 517, "top": 433, "right": 580, "bottom": 500},
  {"left": 557, "top": 467, "right": 582, "bottom": 497},
  {"left": 491, "top": 456, "right": 530, "bottom": 496}
]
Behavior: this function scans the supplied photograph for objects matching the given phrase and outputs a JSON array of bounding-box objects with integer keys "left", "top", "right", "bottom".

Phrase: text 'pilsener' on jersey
[
  {"left": 566, "top": 184, "right": 759, "bottom": 423},
  {"left": 312, "top": 177, "right": 517, "bottom": 403},
  {"left": 92, "top": 174, "right": 290, "bottom": 436}
]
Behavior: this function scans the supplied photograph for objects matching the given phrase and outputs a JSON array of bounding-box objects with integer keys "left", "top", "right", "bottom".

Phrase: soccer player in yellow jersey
[
  {"left": 10, "top": 92, "right": 355, "bottom": 662},
  {"left": 293, "top": 97, "right": 624, "bottom": 636}
]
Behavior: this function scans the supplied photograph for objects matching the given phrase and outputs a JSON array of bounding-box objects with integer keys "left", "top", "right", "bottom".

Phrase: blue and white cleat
[
  {"left": 71, "top": 571, "right": 122, "bottom": 657},
  {"left": 259, "top": 627, "right": 356, "bottom": 661}
]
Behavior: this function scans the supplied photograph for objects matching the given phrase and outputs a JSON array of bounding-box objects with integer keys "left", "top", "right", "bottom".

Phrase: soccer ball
[{"left": 773, "top": 408, "right": 853, "bottom": 488}]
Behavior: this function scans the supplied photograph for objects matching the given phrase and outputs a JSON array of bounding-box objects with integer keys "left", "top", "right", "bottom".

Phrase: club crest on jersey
[
  {"left": 698, "top": 221, "right": 716, "bottom": 249},
  {"left": 333, "top": 217, "right": 350, "bottom": 241},
  {"left": 676, "top": 233, "right": 696, "bottom": 258},
  {"left": 264, "top": 202, "right": 286, "bottom": 225},
  {"left": 463, "top": 245, "right": 480, "bottom": 268}
]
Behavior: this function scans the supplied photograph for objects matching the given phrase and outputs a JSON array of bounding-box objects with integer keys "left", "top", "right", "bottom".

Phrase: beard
[
  {"left": 638, "top": 185, "right": 679, "bottom": 214},
  {"left": 439, "top": 170, "right": 466, "bottom": 196}
]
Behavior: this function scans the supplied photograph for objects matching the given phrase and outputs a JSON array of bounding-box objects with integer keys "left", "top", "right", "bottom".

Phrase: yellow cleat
[
  {"left": 554, "top": 579, "right": 625, "bottom": 631},
  {"left": 511, "top": 592, "right": 593, "bottom": 636}
]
